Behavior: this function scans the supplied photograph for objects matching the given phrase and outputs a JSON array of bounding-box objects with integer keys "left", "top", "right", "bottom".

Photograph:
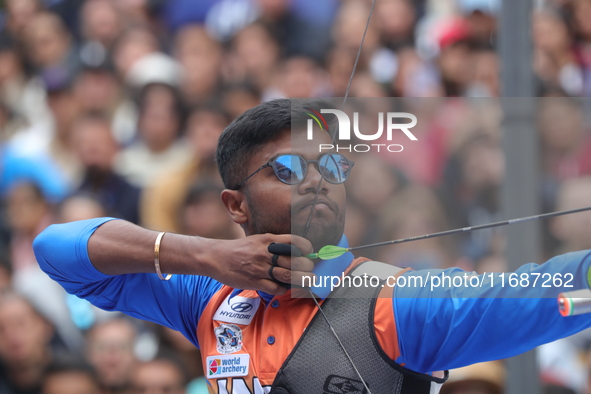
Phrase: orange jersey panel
[{"left": 196, "top": 258, "right": 403, "bottom": 394}]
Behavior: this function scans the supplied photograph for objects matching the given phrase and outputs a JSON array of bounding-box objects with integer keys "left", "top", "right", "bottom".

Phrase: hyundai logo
[{"left": 231, "top": 302, "right": 253, "bottom": 313}]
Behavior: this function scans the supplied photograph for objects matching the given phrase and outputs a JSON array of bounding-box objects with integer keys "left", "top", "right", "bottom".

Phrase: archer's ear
[{"left": 221, "top": 189, "right": 249, "bottom": 225}]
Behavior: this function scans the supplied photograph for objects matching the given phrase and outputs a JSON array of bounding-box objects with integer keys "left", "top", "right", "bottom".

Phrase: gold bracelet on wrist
[{"left": 154, "top": 232, "right": 172, "bottom": 281}]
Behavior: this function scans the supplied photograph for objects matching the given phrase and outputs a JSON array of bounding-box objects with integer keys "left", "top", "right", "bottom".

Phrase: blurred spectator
[
  {"left": 22, "top": 12, "right": 79, "bottom": 75},
  {"left": 71, "top": 65, "right": 137, "bottom": 145},
  {"left": 439, "top": 133, "right": 504, "bottom": 263},
  {"left": 326, "top": 46, "right": 358, "bottom": 96},
  {"left": 466, "top": 47, "right": 499, "bottom": 97},
  {"left": 1, "top": 47, "right": 122, "bottom": 199},
  {"left": 86, "top": 317, "right": 139, "bottom": 394},
  {"left": 3, "top": 0, "right": 43, "bottom": 41},
  {"left": 141, "top": 106, "right": 228, "bottom": 232},
  {"left": 441, "top": 361, "right": 505, "bottom": 394},
  {"left": 457, "top": 0, "right": 498, "bottom": 47},
  {"left": 42, "top": 356, "right": 101, "bottom": 394},
  {"left": 331, "top": 0, "right": 379, "bottom": 55},
  {"left": 435, "top": 18, "right": 473, "bottom": 96},
  {"left": 533, "top": 7, "right": 583, "bottom": 96},
  {"left": 349, "top": 71, "right": 388, "bottom": 98},
  {"left": 74, "top": 73, "right": 106, "bottom": 108},
  {"left": 550, "top": 177, "right": 591, "bottom": 254},
  {"left": 226, "top": 22, "right": 280, "bottom": 92},
  {"left": 78, "top": 0, "right": 123, "bottom": 66},
  {"left": 42, "top": 72, "right": 83, "bottom": 185},
  {"left": 254, "top": 0, "right": 332, "bottom": 62},
  {"left": 0, "top": 33, "right": 51, "bottom": 130},
  {"left": 72, "top": 112, "right": 141, "bottom": 223},
  {"left": 7, "top": 183, "right": 97, "bottom": 351},
  {"left": 115, "top": 82, "right": 192, "bottom": 188},
  {"left": 179, "top": 179, "right": 242, "bottom": 239},
  {"left": 375, "top": 0, "right": 417, "bottom": 50},
  {"left": 329, "top": 1, "right": 380, "bottom": 95},
  {"left": 2, "top": 67, "right": 85, "bottom": 199},
  {"left": 172, "top": 25, "right": 222, "bottom": 107},
  {"left": 111, "top": 26, "right": 160, "bottom": 82},
  {"left": 266, "top": 56, "right": 329, "bottom": 99},
  {"left": 57, "top": 193, "right": 107, "bottom": 224},
  {"left": 390, "top": 47, "right": 443, "bottom": 97},
  {"left": 7, "top": 182, "right": 52, "bottom": 273},
  {"left": 0, "top": 291, "right": 55, "bottom": 394},
  {"left": 537, "top": 98, "right": 591, "bottom": 181},
  {"left": 130, "top": 357, "right": 188, "bottom": 394},
  {"left": 7, "top": 183, "right": 89, "bottom": 352}
]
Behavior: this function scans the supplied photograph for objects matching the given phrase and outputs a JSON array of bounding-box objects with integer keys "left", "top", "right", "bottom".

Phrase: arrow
[
  {"left": 305, "top": 205, "right": 591, "bottom": 260},
  {"left": 558, "top": 289, "right": 591, "bottom": 317}
]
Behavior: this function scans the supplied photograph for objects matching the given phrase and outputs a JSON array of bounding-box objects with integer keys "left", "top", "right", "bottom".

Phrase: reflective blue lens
[
  {"left": 271, "top": 154, "right": 353, "bottom": 185},
  {"left": 318, "top": 154, "right": 348, "bottom": 184},
  {"left": 273, "top": 155, "right": 306, "bottom": 184}
]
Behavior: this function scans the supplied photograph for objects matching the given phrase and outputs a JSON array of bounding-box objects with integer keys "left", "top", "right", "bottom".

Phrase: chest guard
[{"left": 270, "top": 261, "right": 448, "bottom": 394}]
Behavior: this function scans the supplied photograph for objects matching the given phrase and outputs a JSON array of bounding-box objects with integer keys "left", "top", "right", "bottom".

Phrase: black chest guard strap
[{"left": 270, "top": 261, "right": 448, "bottom": 394}]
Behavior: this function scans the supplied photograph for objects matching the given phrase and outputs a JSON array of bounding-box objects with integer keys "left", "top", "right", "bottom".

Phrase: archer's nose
[{"left": 298, "top": 163, "right": 327, "bottom": 195}]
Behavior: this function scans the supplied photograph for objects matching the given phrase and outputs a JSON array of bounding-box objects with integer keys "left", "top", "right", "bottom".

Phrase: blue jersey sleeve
[
  {"left": 393, "top": 250, "right": 591, "bottom": 373},
  {"left": 33, "top": 218, "right": 222, "bottom": 348}
]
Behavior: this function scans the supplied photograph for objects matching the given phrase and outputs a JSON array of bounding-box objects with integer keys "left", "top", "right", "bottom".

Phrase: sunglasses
[{"left": 233, "top": 153, "right": 355, "bottom": 190}]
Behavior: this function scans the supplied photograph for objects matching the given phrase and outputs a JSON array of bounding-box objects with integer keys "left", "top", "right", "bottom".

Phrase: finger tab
[{"left": 268, "top": 243, "right": 302, "bottom": 257}]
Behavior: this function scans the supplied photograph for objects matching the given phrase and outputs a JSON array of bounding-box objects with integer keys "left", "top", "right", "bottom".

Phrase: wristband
[{"left": 154, "top": 232, "right": 172, "bottom": 280}]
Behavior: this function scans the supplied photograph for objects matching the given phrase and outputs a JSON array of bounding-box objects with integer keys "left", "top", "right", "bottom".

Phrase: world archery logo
[
  {"left": 208, "top": 358, "right": 221, "bottom": 376},
  {"left": 206, "top": 355, "right": 250, "bottom": 379}
]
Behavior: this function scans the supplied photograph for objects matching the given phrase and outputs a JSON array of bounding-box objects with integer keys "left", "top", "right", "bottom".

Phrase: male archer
[{"left": 35, "top": 99, "right": 591, "bottom": 393}]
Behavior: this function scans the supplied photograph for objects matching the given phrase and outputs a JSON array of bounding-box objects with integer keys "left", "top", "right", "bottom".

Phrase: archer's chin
[{"left": 292, "top": 222, "right": 343, "bottom": 254}]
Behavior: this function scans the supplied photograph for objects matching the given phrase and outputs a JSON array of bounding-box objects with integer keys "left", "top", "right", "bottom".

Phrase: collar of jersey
[{"left": 230, "top": 235, "right": 354, "bottom": 303}]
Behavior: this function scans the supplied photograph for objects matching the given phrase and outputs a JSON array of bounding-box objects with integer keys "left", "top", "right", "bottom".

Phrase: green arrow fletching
[{"left": 305, "top": 245, "right": 349, "bottom": 260}]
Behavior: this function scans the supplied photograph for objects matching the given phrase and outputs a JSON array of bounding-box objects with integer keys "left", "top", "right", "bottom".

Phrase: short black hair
[{"left": 215, "top": 98, "right": 336, "bottom": 189}]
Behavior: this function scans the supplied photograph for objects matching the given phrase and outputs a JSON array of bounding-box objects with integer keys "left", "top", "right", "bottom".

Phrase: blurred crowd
[{"left": 1, "top": 0, "right": 591, "bottom": 393}]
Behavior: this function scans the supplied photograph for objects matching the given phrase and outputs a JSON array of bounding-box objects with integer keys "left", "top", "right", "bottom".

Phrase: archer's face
[{"left": 241, "top": 130, "right": 347, "bottom": 252}]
